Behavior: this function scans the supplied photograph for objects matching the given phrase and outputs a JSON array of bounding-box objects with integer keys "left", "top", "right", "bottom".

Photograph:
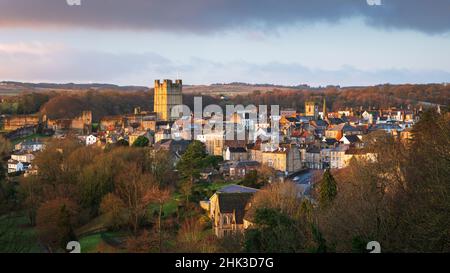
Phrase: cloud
[
  {"left": 0, "top": 42, "right": 171, "bottom": 82},
  {"left": 0, "top": 0, "right": 449, "bottom": 34},
  {"left": 1, "top": 42, "right": 449, "bottom": 86}
]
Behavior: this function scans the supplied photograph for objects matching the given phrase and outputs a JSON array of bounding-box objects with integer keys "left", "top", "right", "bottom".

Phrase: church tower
[
  {"left": 322, "top": 97, "right": 328, "bottom": 120},
  {"left": 154, "top": 79, "right": 183, "bottom": 121},
  {"left": 305, "top": 101, "right": 319, "bottom": 120}
]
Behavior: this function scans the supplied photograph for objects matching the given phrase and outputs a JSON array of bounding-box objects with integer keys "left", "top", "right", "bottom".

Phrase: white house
[
  {"left": 85, "top": 135, "right": 98, "bottom": 146},
  {"left": 7, "top": 160, "right": 26, "bottom": 174},
  {"left": 224, "top": 147, "right": 248, "bottom": 161},
  {"left": 330, "top": 145, "right": 350, "bottom": 169},
  {"left": 339, "top": 135, "right": 363, "bottom": 145},
  {"left": 11, "top": 153, "right": 35, "bottom": 163},
  {"left": 362, "top": 111, "right": 375, "bottom": 124}
]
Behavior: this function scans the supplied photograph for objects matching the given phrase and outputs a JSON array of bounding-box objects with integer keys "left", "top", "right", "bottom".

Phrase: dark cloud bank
[{"left": 0, "top": 0, "right": 449, "bottom": 34}]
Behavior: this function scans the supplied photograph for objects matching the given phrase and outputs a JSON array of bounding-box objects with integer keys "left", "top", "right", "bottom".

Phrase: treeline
[
  {"left": 231, "top": 84, "right": 450, "bottom": 111},
  {"left": 40, "top": 91, "right": 221, "bottom": 122},
  {"left": 40, "top": 91, "right": 153, "bottom": 121},
  {"left": 0, "top": 90, "right": 220, "bottom": 122},
  {"left": 0, "top": 92, "right": 51, "bottom": 115}
]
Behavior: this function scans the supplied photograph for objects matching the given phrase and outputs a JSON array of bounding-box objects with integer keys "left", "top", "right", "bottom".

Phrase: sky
[{"left": 0, "top": 0, "right": 450, "bottom": 87}]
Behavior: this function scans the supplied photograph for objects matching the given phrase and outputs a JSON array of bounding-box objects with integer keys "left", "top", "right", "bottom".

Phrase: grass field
[
  {"left": 78, "top": 231, "right": 127, "bottom": 253},
  {"left": 0, "top": 213, "right": 42, "bottom": 253}
]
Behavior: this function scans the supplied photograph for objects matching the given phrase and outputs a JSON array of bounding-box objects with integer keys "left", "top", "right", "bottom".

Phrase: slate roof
[
  {"left": 324, "top": 138, "right": 339, "bottom": 146},
  {"left": 154, "top": 139, "right": 191, "bottom": 154},
  {"left": 328, "top": 118, "right": 345, "bottom": 125},
  {"left": 314, "top": 119, "right": 329, "bottom": 127},
  {"left": 232, "top": 161, "right": 260, "bottom": 169},
  {"left": 343, "top": 135, "right": 361, "bottom": 143},
  {"left": 306, "top": 146, "right": 321, "bottom": 154},
  {"left": 286, "top": 117, "right": 299, "bottom": 123},
  {"left": 342, "top": 124, "right": 360, "bottom": 132},
  {"left": 228, "top": 147, "right": 247, "bottom": 153},
  {"left": 217, "top": 184, "right": 259, "bottom": 194},
  {"left": 217, "top": 192, "right": 255, "bottom": 225}
]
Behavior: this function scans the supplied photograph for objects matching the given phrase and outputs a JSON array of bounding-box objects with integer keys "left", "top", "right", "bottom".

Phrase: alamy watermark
[
  {"left": 367, "top": 0, "right": 382, "bottom": 6},
  {"left": 170, "top": 98, "right": 280, "bottom": 145},
  {"left": 66, "top": 0, "right": 81, "bottom": 6}
]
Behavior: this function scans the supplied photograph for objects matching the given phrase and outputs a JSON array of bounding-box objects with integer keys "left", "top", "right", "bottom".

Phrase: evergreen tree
[
  {"left": 318, "top": 169, "right": 337, "bottom": 208},
  {"left": 244, "top": 208, "right": 305, "bottom": 253},
  {"left": 176, "top": 141, "right": 208, "bottom": 183},
  {"left": 132, "top": 136, "right": 150, "bottom": 147}
]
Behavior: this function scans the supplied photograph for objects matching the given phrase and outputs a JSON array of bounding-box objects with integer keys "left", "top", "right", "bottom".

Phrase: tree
[
  {"left": 114, "top": 139, "right": 130, "bottom": 147},
  {"left": 176, "top": 141, "right": 208, "bottom": 183},
  {"left": 244, "top": 208, "right": 306, "bottom": 253},
  {"left": 19, "top": 176, "right": 43, "bottom": 226},
  {"left": 248, "top": 181, "right": 304, "bottom": 219},
  {"left": 144, "top": 186, "right": 171, "bottom": 252},
  {"left": 257, "top": 164, "right": 277, "bottom": 185},
  {"left": 99, "top": 193, "right": 127, "bottom": 230},
  {"left": 36, "top": 198, "right": 79, "bottom": 250},
  {"left": 240, "top": 170, "right": 259, "bottom": 188},
  {"left": 318, "top": 169, "right": 337, "bottom": 208},
  {"left": 0, "top": 136, "right": 12, "bottom": 159},
  {"left": 176, "top": 217, "right": 218, "bottom": 253},
  {"left": 114, "top": 163, "right": 155, "bottom": 235},
  {"left": 0, "top": 136, "right": 12, "bottom": 181},
  {"left": 32, "top": 139, "right": 81, "bottom": 194},
  {"left": 125, "top": 229, "right": 157, "bottom": 253},
  {"left": 148, "top": 150, "right": 175, "bottom": 187},
  {"left": 78, "top": 154, "right": 117, "bottom": 215},
  {"left": 57, "top": 204, "right": 78, "bottom": 249},
  {"left": 179, "top": 180, "right": 194, "bottom": 207},
  {"left": 132, "top": 136, "right": 150, "bottom": 147},
  {"left": 202, "top": 155, "right": 223, "bottom": 169},
  {"left": 318, "top": 110, "right": 450, "bottom": 252}
]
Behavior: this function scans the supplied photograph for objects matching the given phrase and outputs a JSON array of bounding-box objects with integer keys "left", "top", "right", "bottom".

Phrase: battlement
[{"left": 154, "top": 79, "right": 183, "bottom": 89}]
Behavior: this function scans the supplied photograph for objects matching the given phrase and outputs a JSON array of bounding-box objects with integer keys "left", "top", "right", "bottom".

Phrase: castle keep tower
[{"left": 154, "top": 79, "right": 183, "bottom": 121}]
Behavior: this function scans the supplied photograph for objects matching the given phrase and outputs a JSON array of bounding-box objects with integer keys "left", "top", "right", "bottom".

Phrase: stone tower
[
  {"left": 305, "top": 101, "right": 319, "bottom": 119},
  {"left": 153, "top": 79, "right": 183, "bottom": 121},
  {"left": 322, "top": 97, "right": 328, "bottom": 120}
]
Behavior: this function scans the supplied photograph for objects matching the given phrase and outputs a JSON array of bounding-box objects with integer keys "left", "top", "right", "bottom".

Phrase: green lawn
[
  {"left": 148, "top": 196, "right": 179, "bottom": 219},
  {"left": 0, "top": 213, "right": 42, "bottom": 253},
  {"left": 76, "top": 214, "right": 108, "bottom": 237},
  {"left": 78, "top": 231, "right": 127, "bottom": 253},
  {"left": 79, "top": 233, "right": 103, "bottom": 253}
]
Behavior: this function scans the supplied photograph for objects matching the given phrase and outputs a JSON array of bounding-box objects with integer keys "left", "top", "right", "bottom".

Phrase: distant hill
[
  {"left": 0, "top": 81, "right": 149, "bottom": 95},
  {"left": 0, "top": 81, "right": 320, "bottom": 97}
]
